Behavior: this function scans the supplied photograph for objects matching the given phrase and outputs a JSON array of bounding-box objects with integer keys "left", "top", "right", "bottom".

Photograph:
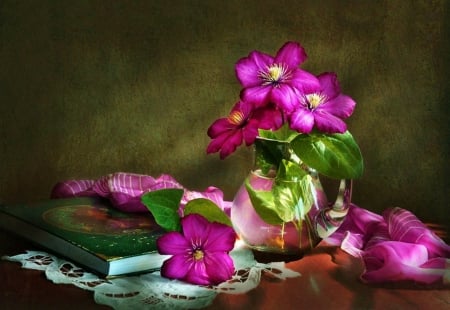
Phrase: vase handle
[{"left": 315, "top": 179, "right": 352, "bottom": 239}]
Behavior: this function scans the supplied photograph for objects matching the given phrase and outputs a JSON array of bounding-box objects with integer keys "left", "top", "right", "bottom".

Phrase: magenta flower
[
  {"left": 206, "top": 100, "right": 282, "bottom": 159},
  {"left": 235, "top": 41, "right": 320, "bottom": 112},
  {"left": 289, "top": 72, "right": 356, "bottom": 134},
  {"left": 157, "top": 214, "right": 236, "bottom": 285}
]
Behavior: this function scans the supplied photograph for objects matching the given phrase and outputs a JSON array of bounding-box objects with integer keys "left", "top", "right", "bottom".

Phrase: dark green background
[{"left": 1, "top": 1, "right": 449, "bottom": 227}]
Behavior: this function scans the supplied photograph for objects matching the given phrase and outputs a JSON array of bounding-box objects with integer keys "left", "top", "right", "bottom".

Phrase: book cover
[{"left": 0, "top": 196, "right": 169, "bottom": 277}]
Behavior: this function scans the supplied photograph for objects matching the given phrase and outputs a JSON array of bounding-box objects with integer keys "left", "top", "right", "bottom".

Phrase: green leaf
[
  {"left": 291, "top": 131, "right": 364, "bottom": 179},
  {"left": 184, "top": 198, "right": 232, "bottom": 227},
  {"left": 245, "top": 178, "right": 284, "bottom": 225},
  {"left": 277, "top": 158, "right": 307, "bottom": 181},
  {"left": 141, "top": 189, "right": 184, "bottom": 232},
  {"left": 254, "top": 138, "right": 286, "bottom": 174},
  {"left": 244, "top": 166, "right": 314, "bottom": 225},
  {"left": 273, "top": 170, "right": 314, "bottom": 222},
  {"left": 278, "top": 175, "right": 313, "bottom": 220},
  {"left": 258, "top": 124, "right": 300, "bottom": 142}
]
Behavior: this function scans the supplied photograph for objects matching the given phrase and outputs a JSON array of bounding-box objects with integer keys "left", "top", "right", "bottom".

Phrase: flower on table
[
  {"left": 156, "top": 214, "right": 236, "bottom": 285},
  {"left": 289, "top": 72, "right": 356, "bottom": 134},
  {"left": 235, "top": 41, "right": 320, "bottom": 112}
]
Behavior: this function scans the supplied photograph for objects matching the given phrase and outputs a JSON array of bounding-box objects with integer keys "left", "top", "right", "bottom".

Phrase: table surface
[{"left": 1, "top": 228, "right": 449, "bottom": 310}]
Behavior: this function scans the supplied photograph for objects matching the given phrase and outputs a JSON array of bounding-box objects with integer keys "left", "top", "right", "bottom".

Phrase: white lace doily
[{"left": 2, "top": 241, "right": 300, "bottom": 309}]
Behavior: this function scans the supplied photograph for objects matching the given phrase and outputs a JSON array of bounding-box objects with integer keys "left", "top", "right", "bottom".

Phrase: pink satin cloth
[
  {"left": 325, "top": 204, "right": 450, "bottom": 285},
  {"left": 51, "top": 172, "right": 449, "bottom": 285},
  {"left": 50, "top": 172, "right": 231, "bottom": 216}
]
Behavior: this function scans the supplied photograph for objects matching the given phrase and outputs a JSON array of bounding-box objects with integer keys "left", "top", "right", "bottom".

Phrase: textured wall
[{"left": 0, "top": 1, "right": 448, "bottom": 227}]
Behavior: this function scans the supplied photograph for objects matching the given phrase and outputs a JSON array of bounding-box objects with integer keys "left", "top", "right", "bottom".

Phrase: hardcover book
[{"left": 0, "top": 196, "right": 169, "bottom": 277}]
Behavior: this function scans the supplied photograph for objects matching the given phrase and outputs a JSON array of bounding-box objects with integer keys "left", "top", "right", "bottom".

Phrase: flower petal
[
  {"left": 181, "top": 214, "right": 210, "bottom": 242},
  {"left": 290, "top": 69, "right": 321, "bottom": 93},
  {"left": 235, "top": 51, "right": 273, "bottom": 87},
  {"left": 242, "top": 119, "right": 259, "bottom": 146},
  {"left": 184, "top": 260, "right": 210, "bottom": 285},
  {"left": 274, "top": 41, "right": 307, "bottom": 68},
  {"left": 203, "top": 222, "right": 236, "bottom": 252},
  {"left": 204, "top": 252, "right": 235, "bottom": 284},
  {"left": 160, "top": 254, "right": 190, "bottom": 280},
  {"left": 206, "top": 131, "right": 232, "bottom": 154},
  {"left": 271, "top": 84, "right": 299, "bottom": 112},
  {"left": 249, "top": 50, "right": 274, "bottom": 71},
  {"left": 241, "top": 85, "right": 272, "bottom": 107},
  {"left": 313, "top": 110, "right": 347, "bottom": 133},
  {"left": 254, "top": 105, "right": 283, "bottom": 130},
  {"left": 207, "top": 118, "right": 233, "bottom": 138},
  {"left": 289, "top": 108, "right": 314, "bottom": 133},
  {"left": 157, "top": 232, "right": 189, "bottom": 255},
  {"left": 219, "top": 131, "right": 243, "bottom": 159},
  {"left": 317, "top": 72, "right": 340, "bottom": 99},
  {"left": 319, "top": 94, "right": 356, "bottom": 119}
]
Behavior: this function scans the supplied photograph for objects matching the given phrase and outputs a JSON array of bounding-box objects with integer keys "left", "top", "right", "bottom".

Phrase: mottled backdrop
[{"left": 0, "top": 1, "right": 448, "bottom": 227}]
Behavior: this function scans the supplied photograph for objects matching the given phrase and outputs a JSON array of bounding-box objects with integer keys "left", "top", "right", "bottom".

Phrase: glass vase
[{"left": 231, "top": 137, "right": 352, "bottom": 256}]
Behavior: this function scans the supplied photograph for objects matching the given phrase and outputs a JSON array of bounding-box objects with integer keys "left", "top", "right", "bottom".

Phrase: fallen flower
[{"left": 157, "top": 214, "right": 236, "bottom": 285}]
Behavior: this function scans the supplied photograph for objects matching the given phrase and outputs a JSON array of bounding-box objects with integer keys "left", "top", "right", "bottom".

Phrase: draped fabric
[
  {"left": 51, "top": 172, "right": 231, "bottom": 215},
  {"left": 325, "top": 204, "right": 450, "bottom": 285},
  {"left": 51, "top": 172, "right": 449, "bottom": 285}
]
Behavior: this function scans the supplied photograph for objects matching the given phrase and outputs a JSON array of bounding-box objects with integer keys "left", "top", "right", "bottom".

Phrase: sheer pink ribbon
[
  {"left": 325, "top": 204, "right": 450, "bottom": 285},
  {"left": 50, "top": 172, "right": 231, "bottom": 216},
  {"left": 51, "top": 172, "right": 449, "bottom": 285}
]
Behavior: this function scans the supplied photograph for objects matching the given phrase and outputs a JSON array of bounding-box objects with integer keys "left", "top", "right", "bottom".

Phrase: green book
[{"left": 0, "top": 196, "right": 169, "bottom": 277}]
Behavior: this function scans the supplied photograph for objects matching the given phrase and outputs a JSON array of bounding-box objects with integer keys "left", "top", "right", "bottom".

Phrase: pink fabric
[
  {"left": 325, "top": 204, "right": 450, "bottom": 285},
  {"left": 51, "top": 173, "right": 449, "bottom": 285},
  {"left": 51, "top": 172, "right": 231, "bottom": 215}
]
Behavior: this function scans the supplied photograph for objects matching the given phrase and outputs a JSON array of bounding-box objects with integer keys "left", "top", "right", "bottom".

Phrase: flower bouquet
[
  {"left": 207, "top": 41, "right": 363, "bottom": 178},
  {"left": 206, "top": 41, "right": 363, "bottom": 254},
  {"left": 141, "top": 41, "right": 364, "bottom": 285}
]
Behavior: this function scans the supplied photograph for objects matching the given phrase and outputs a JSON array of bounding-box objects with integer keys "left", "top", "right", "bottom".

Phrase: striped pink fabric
[
  {"left": 50, "top": 179, "right": 96, "bottom": 197},
  {"left": 51, "top": 172, "right": 231, "bottom": 215},
  {"left": 326, "top": 205, "right": 450, "bottom": 285},
  {"left": 51, "top": 172, "right": 449, "bottom": 285}
]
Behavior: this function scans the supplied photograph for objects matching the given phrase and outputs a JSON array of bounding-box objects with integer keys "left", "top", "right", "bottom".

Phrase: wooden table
[{"left": 1, "top": 228, "right": 449, "bottom": 309}]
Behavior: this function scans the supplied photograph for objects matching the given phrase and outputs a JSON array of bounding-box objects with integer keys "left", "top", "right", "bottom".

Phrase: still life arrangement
[
  {"left": 206, "top": 41, "right": 362, "bottom": 256},
  {"left": 48, "top": 41, "right": 448, "bottom": 287},
  {"left": 140, "top": 41, "right": 448, "bottom": 287},
  {"left": 141, "top": 41, "right": 365, "bottom": 285},
  {"left": 2, "top": 42, "right": 449, "bottom": 309}
]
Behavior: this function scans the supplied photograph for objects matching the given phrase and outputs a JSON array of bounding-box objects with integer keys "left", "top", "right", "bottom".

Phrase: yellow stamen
[
  {"left": 259, "top": 63, "right": 290, "bottom": 85},
  {"left": 228, "top": 110, "right": 245, "bottom": 125},
  {"left": 193, "top": 249, "right": 204, "bottom": 260},
  {"left": 268, "top": 64, "right": 285, "bottom": 81},
  {"left": 307, "top": 93, "right": 326, "bottom": 109}
]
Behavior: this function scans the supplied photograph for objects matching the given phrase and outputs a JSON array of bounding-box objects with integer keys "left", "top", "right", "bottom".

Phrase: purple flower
[
  {"left": 235, "top": 41, "right": 320, "bottom": 112},
  {"left": 206, "top": 100, "right": 282, "bottom": 159},
  {"left": 289, "top": 72, "right": 356, "bottom": 134},
  {"left": 157, "top": 214, "right": 236, "bottom": 285}
]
